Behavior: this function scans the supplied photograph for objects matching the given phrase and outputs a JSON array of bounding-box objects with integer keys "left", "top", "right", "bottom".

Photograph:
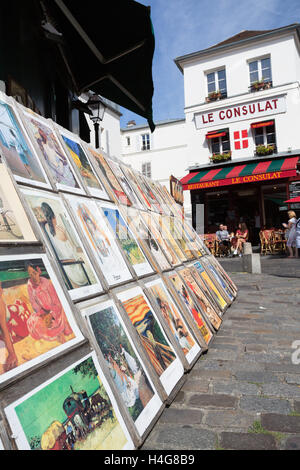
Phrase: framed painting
[
  {"left": 22, "top": 188, "right": 103, "bottom": 300},
  {"left": 120, "top": 165, "right": 150, "bottom": 211},
  {"left": 140, "top": 211, "right": 182, "bottom": 268},
  {"left": 167, "top": 216, "right": 195, "bottom": 261},
  {"left": 106, "top": 158, "right": 144, "bottom": 210},
  {"left": 192, "top": 260, "right": 228, "bottom": 312},
  {"left": 123, "top": 207, "right": 171, "bottom": 272},
  {"left": 117, "top": 286, "right": 184, "bottom": 396},
  {"left": 174, "top": 217, "right": 204, "bottom": 258},
  {"left": 82, "top": 298, "right": 163, "bottom": 437},
  {"left": 4, "top": 353, "right": 135, "bottom": 450},
  {"left": 0, "top": 253, "right": 83, "bottom": 385},
  {"left": 64, "top": 195, "right": 132, "bottom": 287},
  {"left": 206, "top": 255, "right": 238, "bottom": 295},
  {"left": 166, "top": 271, "right": 213, "bottom": 346},
  {"left": 18, "top": 107, "right": 85, "bottom": 194},
  {"left": 200, "top": 257, "right": 235, "bottom": 302},
  {"left": 139, "top": 175, "right": 164, "bottom": 214},
  {"left": 96, "top": 201, "right": 153, "bottom": 278},
  {"left": 84, "top": 146, "right": 132, "bottom": 206},
  {"left": 144, "top": 277, "right": 202, "bottom": 365},
  {"left": 156, "top": 214, "right": 187, "bottom": 263},
  {"left": 187, "top": 263, "right": 223, "bottom": 315},
  {"left": 0, "top": 163, "right": 37, "bottom": 242},
  {"left": 0, "top": 92, "right": 51, "bottom": 189},
  {"left": 56, "top": 126, "right": 110, "bottom": 200},
  {"left": 177, "top": 267, "right": 222, "bottom": 330}
]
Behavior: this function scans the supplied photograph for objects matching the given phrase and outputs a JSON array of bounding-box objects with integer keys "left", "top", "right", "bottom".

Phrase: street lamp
[{"left": 87, "top": 94, "right": 107, "bottom": 149}]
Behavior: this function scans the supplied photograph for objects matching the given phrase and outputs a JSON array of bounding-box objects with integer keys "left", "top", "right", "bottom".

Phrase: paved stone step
[{"left": 220, "top": 432, "right": 277, "bottom": 450}]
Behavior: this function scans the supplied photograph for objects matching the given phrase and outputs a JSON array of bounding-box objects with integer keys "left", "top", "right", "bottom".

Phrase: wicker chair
[
  {"left": 204, "top": 234, "right": 217, "bottom": 256},
  {"left": 259, "top": 230, "right": 273, "bottom": 255}
]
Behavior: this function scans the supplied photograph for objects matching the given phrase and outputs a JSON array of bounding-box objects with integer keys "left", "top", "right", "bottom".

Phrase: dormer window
[
  {"left": 206, "top": 69, "right": 227, "bottom": 101},
  {"left": 249, "top": 57, "right": 272, "bottom": 91}
]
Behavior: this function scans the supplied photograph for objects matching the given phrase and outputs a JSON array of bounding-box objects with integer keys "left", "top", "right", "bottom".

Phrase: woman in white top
[
  {"left": 295, "top": 216, "right": 300, "bottom": 258},
  {"left": 283, "top": 210, "right": 297, "bottom": 258}
]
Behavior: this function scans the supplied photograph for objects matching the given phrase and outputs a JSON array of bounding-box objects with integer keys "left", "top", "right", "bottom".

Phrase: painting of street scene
[
  {"left": 11, "top": 356, "right": 131, "bottom": 450},
  {"left": 87, "top": 302, "right": 155, "bottom": 422}
]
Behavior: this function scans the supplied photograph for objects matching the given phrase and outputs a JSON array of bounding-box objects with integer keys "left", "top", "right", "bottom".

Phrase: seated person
[
  {"left": 233, "top": 223, "right": 249, "bottom": 256},
  {"left": 216, "top": 224, "right": 231, "bottom": 255}
]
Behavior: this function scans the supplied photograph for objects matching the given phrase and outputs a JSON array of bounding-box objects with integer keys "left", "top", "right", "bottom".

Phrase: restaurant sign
[
  {"left": 184, "top": 169, "right": 296, "bottom": 191},
  {"left": 195, "top": 95, "right": 286, "bottom": 129}
]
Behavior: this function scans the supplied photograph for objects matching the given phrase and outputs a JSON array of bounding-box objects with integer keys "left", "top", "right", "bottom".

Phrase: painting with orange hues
[{"left": 0, "top": 254, "right": 83, "bottom": 385}]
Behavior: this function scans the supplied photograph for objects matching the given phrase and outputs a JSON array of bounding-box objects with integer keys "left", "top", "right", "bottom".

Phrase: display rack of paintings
[
  {"left": 63, "top": 195, "right": 133, "bottom": 287},
  {"left": 177, "top": 266, "right": 222, "bottom": 331},
  {"left": 166, "top": 215, "right": 195, "bottom": 261},
  {"left": 0, "top": 163, "right": 38, "bottom": 243},
  {"left": 106, "top": 158, "right": 145, "bottom": 210},
  {"left": 16, "top": 104, "right": 85, "bottom": 195},
  {"left": 140, "top": 211, "right": 182, "bottom": 268},
  {"left": 0, "top": 253, "right": 84, "bottom": 386},
  {"left": 191, "top": 260, "right": 229, "bottom": 313},
  {"left": 82, "top": 144, "right": 132, "bottom": 206},
  {"left": 81, "top": 297, "right": 164, "bottom": 438},
  {"left": 144, "top": 276, "right": 203, "bottom": 366},
  {"left": 0, "top": 92, "right": 51, "bottom": 190},
  {"left": 164, "top": 270, "right": 214, "bottom": 346},
  {"left": 116, "top": 285, "right": 184, "bottom": 396},
  {"left": 54, "top": 125, "right": 110, "bottom": 200},
  {"left": 186, "top": 263, "right": 224, "bottom": 316},
  {"left": 96, "top": 201, "right": 154, "bottom": 278},
  {"left": 200, "top": 256, "right": 235, "bottom": 303},
  {"left": 155, "top": 213, "right": 187, "bottom": 263},
  {"left": 5, "top": 352, "right": 135, "bottom": 450},
  {"left": 207, "top": 255, "right": 238, "bottom": 295},
  {"left": 139, "top": 175, "right": 165, "bottom": 214},
  {"left": 21, "top": 188, "right": 103, "bottom": 300},
  {"left": 119, "top": 206, "right": 171, "bottom": 273},
  {"left": 119, "top": 164, "right": 150, "bottom": 211}
]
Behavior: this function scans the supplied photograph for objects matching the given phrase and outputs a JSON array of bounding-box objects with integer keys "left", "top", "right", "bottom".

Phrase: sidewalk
[{"left": 142, "top": 260, "right": 300, "bottom": 450}]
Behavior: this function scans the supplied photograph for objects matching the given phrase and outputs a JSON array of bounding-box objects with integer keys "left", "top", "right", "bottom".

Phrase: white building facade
[{"left": 175, "top": 24, "right": 300, "bottom": 239}]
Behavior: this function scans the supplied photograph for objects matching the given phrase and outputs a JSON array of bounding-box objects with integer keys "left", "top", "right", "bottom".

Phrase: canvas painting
[
  {"left": 5, "top": 353, "right": 134, "bottom": 450},
  {"left": 193, "top": 261, "right": 228, "bottom": 311},
  {"left": 65, "top": 195, "right": 132, "bottom": 286},
  {"left": 167, "top": 272, "right": 213, "bottom": 345},
  {"left": 107, "top": 159, "right": 144, "bottom": 210},
  {"left": 59, "top": 131, "right": 109, "bottom": 199},
  {"left": 167, "top": 216, "right": 195, "bottom": 260},
  {"left": 178, "top": 267, "right": 222, "bottom": 330},
  {"left": 140, "top": 176, "right": 164, "bottom": 213},
  {"left": 21, "top": 110, "right": 83, "bottom": 193},
  {"left": 157, "top": 214, "right": 187, "bottom": 263},
  {"left": 140, "top": 211, "right": 181, "bottom": 267},
  {"left": 201, "top": 257, "right": 235, "bottom": 302},
  {"left": 83, "top": 299, "right": 163, "bottom": 437},
  {"left": 187, "top": 264, "right": 223, "bottom": 315},
  {"left": 117, "top": 286, "right": 184, "bottom": 395},
  {"left": 0, "top": 93, "right": 50, "bottom": 188},
  {"left": 208, "top": 255, "right": 238, "bottom": 294},
  {"left": 22, "top": 189, "right": 103, "bottom": 300},
  {"left": 97, "top": 202, "right": 153, "bottom": 278},
  {"left": 0, "top": 253, "right": 83, "bottom": 384},
  {"left": 120, "top": 165, "right": 150, "bottom": 210},
  {"left": 145, "top": 278, "right": 201, "bottom": 364},
  {"left": 86, "top": 147, "right": 132, "bottom": 206},
  {"left": 126, "top": 210, "right": 171, "bottom": 271}
]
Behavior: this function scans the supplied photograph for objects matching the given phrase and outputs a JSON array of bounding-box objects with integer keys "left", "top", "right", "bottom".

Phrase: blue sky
[{"left": 120, "top": 0, "right": 300, "bottom": 129}]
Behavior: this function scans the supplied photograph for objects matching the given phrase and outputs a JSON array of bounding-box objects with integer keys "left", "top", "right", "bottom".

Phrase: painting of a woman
[
  {"left": 26, "top": 263, "right": 73, "bottom": 343},
  {"left": 0, "top": 282, "right": 18, "bottom": 372}
]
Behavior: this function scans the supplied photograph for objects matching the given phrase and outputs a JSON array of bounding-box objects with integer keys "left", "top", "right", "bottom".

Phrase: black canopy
[{"left": 43, "top": 0, "right": 155, "bottom": 131}]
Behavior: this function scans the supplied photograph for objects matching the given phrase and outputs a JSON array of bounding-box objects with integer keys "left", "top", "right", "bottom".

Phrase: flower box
[
  {"left": 209, "top": 151, "right": 232, "bottom": 163},
  {"left": 205, "top": 90, "right": 225, "bottom": 102},
  {"left": 255, "top": 144, "right": 275, "bottom": 156},
  {"left": 250, "top": 80, "right": 272, "bottom": 92}
]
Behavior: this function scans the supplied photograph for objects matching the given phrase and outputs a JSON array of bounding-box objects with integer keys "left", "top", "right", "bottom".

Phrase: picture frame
[
  {"left": 0, "top": 252, "right": 84, "bottom": 386},
  {"left": 119, "top": 164, "right": 151, "bottom": 211},
  {"left": 4, "top": 352, "right": 135, "bottom": 450},
  {"left": 200, "top": 256, "right": 235, "bottom": 303},
  {"left": 0, "top": 92, "right": 51, "bottom": 190},
  {"left": 16, "top": 105, "right": 85, "bottom": 195},
  {"left": 191, "top": 260, "right": 229, "bottom": 313},
  {"left": 54, "top": 124, "right": 110, "bottom": 200},
  {"left": 106, "top": 158, "right": 145, "bottom": 210},
  {"left": 96, "top": 201, "right": 154, "bottom": 278},
  {"left": 21, "top": 188, "right": 104, "bottom": 300},
  {"left": 81, "top": 297, "right": 164, "bottom": 438},
  {"left": 116, "top": 285, "right": 184, "bottom": 396},
  {"left": 63, "top": 194, "right": 133, "bottom": 287}
]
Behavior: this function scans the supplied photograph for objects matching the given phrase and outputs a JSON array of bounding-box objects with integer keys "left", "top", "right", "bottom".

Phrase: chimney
[{"left": 127, "top": 120, "right": 136, "bottom": 127}]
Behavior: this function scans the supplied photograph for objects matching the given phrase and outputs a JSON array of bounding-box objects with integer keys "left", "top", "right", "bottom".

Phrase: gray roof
[
  {"left": 121, "top": 117, "right": 185, "bottom": 132},
  {"left": 175, "top": 23, "right": 300, "bottom": 73}
]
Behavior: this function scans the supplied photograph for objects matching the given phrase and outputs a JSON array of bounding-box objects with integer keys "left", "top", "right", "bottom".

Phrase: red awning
[
  {"left": 251, "top": 120, "right": 274, "bottom": 129},
  {"left": 285, "top": 196, "right": 300, "bottom": 203},
  {"left": 206, "top": 131, "right": 227, "bottom": 139}
]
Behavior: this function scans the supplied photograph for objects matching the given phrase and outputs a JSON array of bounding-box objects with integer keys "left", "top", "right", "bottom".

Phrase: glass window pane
[
  {"left": 261, "top": 58, "right": 270, "bottom": 69},
  {"left": 262, "top": 68, "right": 271, "bottom": 81},
  {"left": 255, "top": 135, "right": 264, "bottom": 145},
  {"left": 211, "top": 139, "right": 220, "bottom": 153},
  {"left": 250, "top": 71, "right": 259, "bottom": 83},
  {"left": 208, "top": 82, "right": 216, "bottom": 93},
  {"left": 218, "top": 69, "right": 225, "bottom": 80},
  {"left": 266, "top": 125, "right": 275, "bottom": 134},
  {"left": 249, "top": 61, "right": 258, "bottom": 72},
  {"left": 255, "top": 128, "right": 264, "bottom": 136},
  {"left": 218, "top": 78, "right": 227, "bottom": 92},
  {"left": 207, "top": 72, "right": 215, "bottom": 83},
  {"left": 267, "top": 134, "right": 275, "bottom": 145},
  {"left": 222, "top": 141, "right": 230, "bottom": 152}
]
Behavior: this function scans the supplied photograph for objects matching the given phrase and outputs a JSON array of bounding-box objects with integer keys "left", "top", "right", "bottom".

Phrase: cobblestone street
[{"left": 142, "top": 259, "right": 300, "bottom": 450}]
